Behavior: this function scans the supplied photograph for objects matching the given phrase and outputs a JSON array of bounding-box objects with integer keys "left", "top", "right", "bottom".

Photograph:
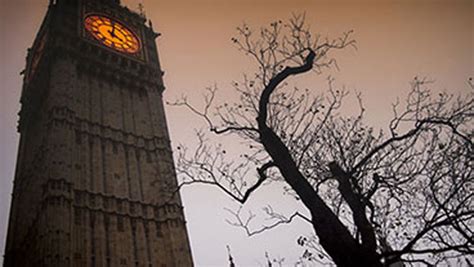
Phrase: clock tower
[{"left": 4, "top": 0, "right": 194, "bottom": 266}]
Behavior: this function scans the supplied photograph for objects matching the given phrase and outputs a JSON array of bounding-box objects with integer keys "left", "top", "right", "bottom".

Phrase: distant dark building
[{"left": 4, "top": 0, "right": 193, "bottom": 266}]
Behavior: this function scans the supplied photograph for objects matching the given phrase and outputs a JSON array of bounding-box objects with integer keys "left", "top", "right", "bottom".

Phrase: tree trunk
[{"left": 258, "top": 125, "right": 381, "bottom": 267}]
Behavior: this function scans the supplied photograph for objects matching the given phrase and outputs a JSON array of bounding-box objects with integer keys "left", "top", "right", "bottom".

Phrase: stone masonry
[{"left": 4, "top": 0, "right": 194, "bottom": 266}]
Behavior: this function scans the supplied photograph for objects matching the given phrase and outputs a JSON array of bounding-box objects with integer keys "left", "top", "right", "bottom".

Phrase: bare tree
[{"left": 169, "top": 15, "right": 473, "bottom": 266}]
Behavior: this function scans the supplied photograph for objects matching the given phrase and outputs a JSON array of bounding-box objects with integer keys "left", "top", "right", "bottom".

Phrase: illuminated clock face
[{"left": 84, "top": 15, "right": 140, "bottom": 54}]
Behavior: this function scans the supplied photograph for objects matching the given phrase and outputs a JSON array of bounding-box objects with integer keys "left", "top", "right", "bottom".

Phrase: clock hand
[
  {"left": 114, "top": 33, "right": 125, "bottom": 42},
  {"left": 109, "top": 22, "right": 117, "bottom": 37},
  {"left": 108, "top": 23, "right": 125, "bottom": 42}
]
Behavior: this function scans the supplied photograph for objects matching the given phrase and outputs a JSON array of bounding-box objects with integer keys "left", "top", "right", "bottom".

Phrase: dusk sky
[{"left": 0, "top": 0, "right": 472, "bottom": 266}]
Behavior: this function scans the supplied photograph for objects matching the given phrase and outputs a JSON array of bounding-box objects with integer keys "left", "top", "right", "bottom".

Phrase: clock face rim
[{"left": 84, "top": 14, "right": 141, "bottom": 54}]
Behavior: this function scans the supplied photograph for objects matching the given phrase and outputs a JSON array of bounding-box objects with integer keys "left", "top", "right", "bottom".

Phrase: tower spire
[
  {"left": 227, "top": 245, "right": 236, "bottom": 267},
  {"left": 138, "top": 1, "right": 146, "bottom": 18}
]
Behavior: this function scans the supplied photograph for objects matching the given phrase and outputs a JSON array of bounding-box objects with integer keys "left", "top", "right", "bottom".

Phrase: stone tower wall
[{"left": 4, "top": 0, "right": 194, "bottom": 266}]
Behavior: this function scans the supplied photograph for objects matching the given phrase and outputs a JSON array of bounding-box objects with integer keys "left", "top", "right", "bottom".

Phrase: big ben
[{"left": 4, "top": 0, "right": 194, "bottom": 266}]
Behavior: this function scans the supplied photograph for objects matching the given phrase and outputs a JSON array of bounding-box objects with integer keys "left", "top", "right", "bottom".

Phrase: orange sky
[{"left": 0, "top": 0, "right": 472, "bottom": 265}]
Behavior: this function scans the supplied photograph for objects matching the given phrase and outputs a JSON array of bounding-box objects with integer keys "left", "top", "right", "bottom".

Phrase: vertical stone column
[{"left": 40, "top": 56, "right": 78, "bottom": 266}]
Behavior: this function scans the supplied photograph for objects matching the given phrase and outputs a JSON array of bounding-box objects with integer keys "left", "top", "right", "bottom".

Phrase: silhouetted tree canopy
[{"left": 169, "top": 15, "right": 473, "bottom": 266}]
